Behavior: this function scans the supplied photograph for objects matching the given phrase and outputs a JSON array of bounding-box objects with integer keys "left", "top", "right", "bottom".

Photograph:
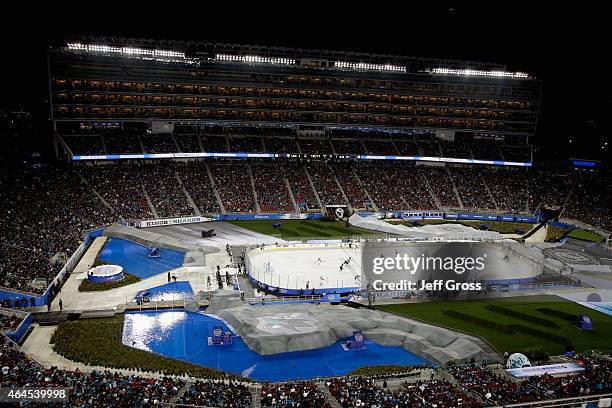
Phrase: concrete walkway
[{"left": 51, "top": 238, "right": 236, "bottom": 312}]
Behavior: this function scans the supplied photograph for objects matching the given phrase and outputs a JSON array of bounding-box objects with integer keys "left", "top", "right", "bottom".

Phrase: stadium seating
[
  {"left": 139, "top": 163, "right": 195, "bottom": 218},
  {"left": 1, "top": 158, "right": 611, "bottom": 296},
  {"left": 251, "top": 162, "right": 294, "bottom": 212},
  {"left": 262, "top": 381, "right": 331, "bottom": 408},
  {"left": 209, "top": 162, "right": 256, "bottom": 212},
  {"left": 282, "top": 162, "right": 320, "bottom": 210},
  {"left": 330, "top": 162, "right": 370, "bottom": 209},
  {"left": 175, "top": 162, "right": 221, "bottom": 214},
  {"left": 80, "top": 165, "right": 153, "bottom": 220},
  {"left": 140, "top": 133, "right": 178, "bottom": 153},
  {"left": 307, "top": 163, "right": 348, "bottom": 206},
  {"left": 451, "top": 167, "right": 497, "bottom": 210}
]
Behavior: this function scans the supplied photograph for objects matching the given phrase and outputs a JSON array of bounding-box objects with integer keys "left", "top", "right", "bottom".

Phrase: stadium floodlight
[
  {"left": 214, "top": 54, "right": 296, "bottom": 66},
  {"left": 66, "top": 42, "right": 186, "bottom": 61},
  {"left": 429, "top": 67, "right": 529, "bottom": 79},
  {"left": 334, "top": 61, "right": 405, "bottom": 72}
]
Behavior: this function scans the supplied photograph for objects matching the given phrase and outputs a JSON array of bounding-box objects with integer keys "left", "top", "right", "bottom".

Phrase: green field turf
[
  {"left": 228, "top": 219, "right": 377, "bottom": 239},
  {"left": 566, "top": 228, "right": 606, "bottom": 242},
  {"left": 377, "top": 295, "right": 612, "bottom": 356}
]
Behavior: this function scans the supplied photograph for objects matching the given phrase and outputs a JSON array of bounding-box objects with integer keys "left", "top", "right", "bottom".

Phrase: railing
[
  {"left": 502, "top": 393, "right": 612, "bottom": 407},
  {"left": 244, "top": 295, "right": 323, "bottom": 304}
]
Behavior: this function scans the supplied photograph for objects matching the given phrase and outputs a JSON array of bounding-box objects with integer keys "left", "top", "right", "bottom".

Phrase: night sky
[{"left": 2, "top": 4, "right": 608, "bottom": 160}]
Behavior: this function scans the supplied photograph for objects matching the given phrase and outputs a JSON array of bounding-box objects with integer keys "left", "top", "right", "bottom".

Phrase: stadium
[{"left": 1, "top": 9, "right": 611, "bottom": 408}]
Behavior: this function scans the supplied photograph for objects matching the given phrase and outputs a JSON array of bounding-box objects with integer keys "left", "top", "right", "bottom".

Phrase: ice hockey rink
[{"left": 247, "top": 244, "right": 362, "bottom": 291}]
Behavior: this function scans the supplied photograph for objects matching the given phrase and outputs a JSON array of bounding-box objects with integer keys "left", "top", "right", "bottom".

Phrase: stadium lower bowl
[{"left": 87, "top": 264, "right": 124, "bottom": 283}]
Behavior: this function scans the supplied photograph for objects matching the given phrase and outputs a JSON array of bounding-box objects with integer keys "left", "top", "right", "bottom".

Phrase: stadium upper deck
[{"left": 48, "top": 37, "right": 541, "bottom": 140}]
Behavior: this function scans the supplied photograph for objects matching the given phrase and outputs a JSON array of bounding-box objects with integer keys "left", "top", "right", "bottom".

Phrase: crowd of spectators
[
  {"left": 80, "top": 164, "right": 153, "bottom": 220},
  {"left": 418, "top": 166, "right": 460, "bottom": 207},
  {"left": 298, "top": 138, "right": 332, "bottom": 154},
  {"left": 0, "top": 335, "right": 185, "bottom": 407},
  {"left": 357, "top": 163, "right": 407, "bottom": 211},
  {"left": 139, "top": 163, "right": 195, "bottom": 218},
  {"left": 283, "top": 162, "right": 320, "bottom": 210},
  {"left": 447, "top": 364, "right": 517, "bottom": 406},
  {"left": 0, "top": 311, "right": 23, "bottom": 332},
  {"left": 230, "top": 136, "right": 265, "bottom": 153},
  {"left": 471, "top": 140, "right": 504, "bottom": 161},
  {"left": 394, "top": 139, "right": 420, "bottom": 155},
  {"left": 103, "top": 132, "right": 143, "bottom": 154},
  {"left": 331, "top": 163, "right": 370, "bottom": 209},
  {"left": 209, "top": 162, "right": 256, "bottom": 212},
  {"left": 440, "top": 140, "right": 473, "bottom": 159},
  {"left": 1, "top": 166, "right": 114, "bottom": 294},
  {"left": 262, "top": 381, "right": 331, "bottom": 408},
  {"left": 140, "top": 133, "right": 178, "bottom": 153},
  {"left": 307, "top": 163, "right": 348, "bottom": 206},
  {"left": 416, "top": 141, "right": 441, "bottom": 157},
  {"left": 501, "top": 145, "right": 531, "bottom": 162},
  {"left": 2, "top": 157, "right": 611, "bottom": 297},
  {"left": 263, "top": 137, "right": 299, "bottom": 154},
  {"left": 251, "top": 162, "right": 294, "bottom": 212},
  {"left": 451, "top": 167, "right": 496, "bottom": 209},
  {"left": 332, "top": 139, "right": 365, "bottom": 154},
  {"left": 328, "top": 376, "right": 479, "bottom": 407},
  {"left": 174, "top": 133, "right": 202, "bottom": 153},
  {"left": 1, "top": 330, "right": 610, "bottom": 407},
  {"left": 384, "top": 165, "right": 437, "bottom": 210},
  {"left": 528, "top": 169, "right": 574, "bottom": 211},
  {"left": 177, "top": 379, "right": 252, "bottom": 407},
  {"left": 563, "top": 173, "right": 612, "bottom": 231},
  {"left": 364, "top": 139, "right": 396, "bottom": 155},
  {"left": 176, "top": 162, "right": 221, "bottom": 214},
  {"left": 201, "top": 135, "right": 229, "bottom": 152},
  {"left": 64, "top": 135, "right": 106, "bottom": 155},
  {"left": 480, "top": 169, "right": 529, "bottom": 213}
]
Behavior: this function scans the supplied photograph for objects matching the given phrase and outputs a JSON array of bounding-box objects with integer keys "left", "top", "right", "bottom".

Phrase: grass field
[
  {"left": 228, "top": 219, "right": 377, "bottom": 239},
  {"left": 377, "top": 295, "right": 612, "bottom": 356},
  {"left": 567, "top": 228, "right": 606, "bottom": 242}
]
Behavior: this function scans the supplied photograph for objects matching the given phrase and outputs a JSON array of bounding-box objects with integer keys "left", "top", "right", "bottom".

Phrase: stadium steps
[
  {"left": 480, "top": 174, "right": 500, "bottom": 211},
  {"left": 166, "top": 383, "right": 190, "bottom": 406},
  {"left": 196, "top": 133, "right": 205, "bottom": 152},
  {"left": 175, "top": 171, "right": 202, "bottom": 216},
  {"left": 359, "top": 139, "right": 368, "bottom": 154},
  {"left": 284, "top": 177, "right": 300, "bottom": 213},
  {"left": 250, "top": 384, "right": 262, "bottom": 408},
  {"left": 316, "top": 382, "right": 342, "bottom": 408},
  {"left": 170, "top": 133, "right": 181, "bottom": 152},
  {"left": 100, "top": 133, "right": 108, "bottom": 153},
  {"left": 420, "top": 172, "right": 443, "bottom": 210},
  {"left": 74, "top": 170, "right": 116, "bottom": 213},
  {"left": 205, "top": 163, "right": 227, "bottom": 214},
  {"left": 137, "top": 134, "right": 146, "bottom": 153},
  {"left": 142, "top": 185, "right": 159, "bottom": 218},
  {"left": 328, "top": 138, "right": 337, "bottom": 154},
  {"left": 237, "top": 275, "right": 256, "bottom": 298},
  {"left": 247, "top": 163, "right": 262, "bottom": 213},
  {"left": 303, "top": 165, "right": 324, "bottom": 213},
  {"left": 446, "top": 167, "right": 464, "bottom": 209},
  {"left": 329, "top": 164, "right": 353, "bottom": 212},
  {"left": 352, "top": 170, "right": 379, "bottom": 212},
  {"left": 391, "top": 139, "right": 402, "bottom": 155}
]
